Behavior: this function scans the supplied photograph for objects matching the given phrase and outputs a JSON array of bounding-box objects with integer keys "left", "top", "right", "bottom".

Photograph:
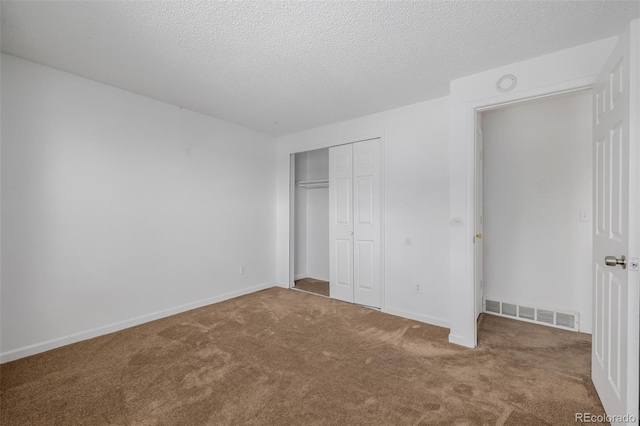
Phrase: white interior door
[
  {"left": 592, "top": 19, "right": 639, "bottom": 423},
  {"left": 329, "top": 144, "right": 354, "bottom": 303},
  {"left": 475, "top": 115, "right": 484, "bottom": 319},
  {"left": 353, "top": 139, "right": 382, "bottom": 308}
]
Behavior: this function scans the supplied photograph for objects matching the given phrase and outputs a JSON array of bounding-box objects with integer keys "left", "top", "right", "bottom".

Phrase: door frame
[
  {"left": 450, "top": 75, "right": 598, "bottom": 348},
  {"left": 473, "top": 86, "right": 593, "bottom": 325},
  {"left": 287, "top": 134, "right": 386, "bottom": 308},
  {"left": 474, "top": 112, "right": 483, "bottom": 321}
]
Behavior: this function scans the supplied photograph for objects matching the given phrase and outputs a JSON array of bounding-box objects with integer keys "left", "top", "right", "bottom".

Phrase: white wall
[
  {"left": 306, "top": 187, "right": 329, "bottom": 281},
  {"left": 293, "top": 149, "right": 329, "bottom": 281},
  {"left": 304, "top": 148, "right": 329, "bottom": 181},
  {"left": 277, "top": 97, "right": 451, "bottom": 327},
  {"left": 303, "top": 149, "right": 329, "bottom": 281},
  {"left": 482, "top": 90, "right": 593, "bottom": 332},
  {"left": 0, "top": 54, "right": 277, "bottom": 361},
  {"left": 448, "top": 36, "right": 617, "bottom": 347},
  {"left": 294, "top": 153, "right": 308, "bottom": 278}
]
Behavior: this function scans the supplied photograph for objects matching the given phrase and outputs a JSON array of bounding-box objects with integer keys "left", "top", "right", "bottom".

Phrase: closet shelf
[{"left": 296, "top": 179, "right": 329, "bottom": 188}]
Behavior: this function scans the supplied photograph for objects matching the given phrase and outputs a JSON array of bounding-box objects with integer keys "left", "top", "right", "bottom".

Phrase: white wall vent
[
  {"left": 483, "top": 299, "right": 579, "bottom": 331},
  {"left": 537, "top": 309, "right": 554, "bottom": 325},
  {"left": 502, "top": 303, "right": 517, "bottom": 317},
  {"left": 556, "top": 312, "right": 576, "bottom": 329},
  {"left": 486, "top": 299, "right": 500, "bottom": 314},
  {"left": 518, "top": 306, "right": 535, "bottom": 321}
]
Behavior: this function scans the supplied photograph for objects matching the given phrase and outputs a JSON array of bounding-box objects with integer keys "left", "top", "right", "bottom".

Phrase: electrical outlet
[
  {"left": 414, "top": 283, "right": 422, "bottom": 294},
  {"left": 240, "top": 265, "right": 245, "bottom": 275}
]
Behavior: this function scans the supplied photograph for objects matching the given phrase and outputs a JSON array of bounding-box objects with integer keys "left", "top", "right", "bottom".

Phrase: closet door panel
[
  {"left": 353, "top": 139, "right": 382, "bottom": 308},
  {"left": 336, "top": 239, "right": 353, "bottom": 288},
  {"left": 355, "top": 240, "right": 374, "bottom": 289},
  {"left": 356, "top": 176, "right": 374, "bottom": 224},
  {"left": 329, "top": 144, "right": 354, "bottom": 303}
]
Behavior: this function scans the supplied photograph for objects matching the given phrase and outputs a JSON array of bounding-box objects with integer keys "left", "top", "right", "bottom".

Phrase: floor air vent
[
  {"left": 518, "top": 306, "right": 535, "bottom": 320},
  {"left": 486, "top": 300, "right": 500, "bottom": 314},
  {"left": 484, "top": 299, "right": 579, "bottom": 331},
  {"left": 501, "top": 303, "right": 517, "bottom": 317},
  {"left": 536, "top": 309, "right": 554, "bottom": 325},
  {"left": 556, "top": 312, "right": 576, "bottom": 329}
]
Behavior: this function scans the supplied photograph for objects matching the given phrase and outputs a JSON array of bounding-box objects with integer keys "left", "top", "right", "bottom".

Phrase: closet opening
[
  {"left": 476, "top": 88, "right": 593, "bottom": 338},
  {"left": 288, "top": 137, "right": 384, "bottom": 309},
  {"left": 292, "top": 148, "right": 330, "bottom": 297}
]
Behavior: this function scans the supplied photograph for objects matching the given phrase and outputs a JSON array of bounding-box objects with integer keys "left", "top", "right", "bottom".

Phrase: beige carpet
[
  {"left": 294, "top": 277, "right": 330, "bottom": 297},
  {"left": 0, "top": 287, "right": 606, "bottom": 425}
]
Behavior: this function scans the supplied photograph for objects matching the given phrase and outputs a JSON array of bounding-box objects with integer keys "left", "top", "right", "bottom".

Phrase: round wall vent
[{"left": 496, "top": 74, "right": 517, "bottom": 93}]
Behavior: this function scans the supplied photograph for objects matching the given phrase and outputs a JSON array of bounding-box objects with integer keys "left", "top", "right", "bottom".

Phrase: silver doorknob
[{"left": 605, "top": 255, "right": 627, "bottom": 269}]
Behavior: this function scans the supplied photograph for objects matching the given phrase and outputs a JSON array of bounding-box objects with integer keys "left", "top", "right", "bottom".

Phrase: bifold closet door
[
  {"left": 353, "top": 140, "right": 381, "bottom": 308},
  {"left": 329, "top": 144, "right": 354, "bottom": 303},
  {"left": 329, "top": 139, "right": 381, "bottom": 308}
]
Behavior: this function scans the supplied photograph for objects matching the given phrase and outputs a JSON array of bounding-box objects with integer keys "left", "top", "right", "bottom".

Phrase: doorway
[
  {"left": 476, "top": 90, "right": 593, "bottom": 333},
  {"left": 292, "top": 148, "right": 330, "bottom": 297}
]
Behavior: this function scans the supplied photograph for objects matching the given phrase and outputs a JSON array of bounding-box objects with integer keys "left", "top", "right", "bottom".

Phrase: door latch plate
[{"left": 629, "top": 257, "right": 639, "bottom": 271}]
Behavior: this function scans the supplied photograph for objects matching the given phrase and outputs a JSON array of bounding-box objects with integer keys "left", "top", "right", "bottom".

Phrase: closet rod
[{"left": 296, "top": 179, "right": 329, "bottom": 188}]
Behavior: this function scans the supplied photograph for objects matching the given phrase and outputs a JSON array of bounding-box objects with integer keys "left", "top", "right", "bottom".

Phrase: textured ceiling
[{"left": 1, "top": 1, "right": 638, "bottom": 136}]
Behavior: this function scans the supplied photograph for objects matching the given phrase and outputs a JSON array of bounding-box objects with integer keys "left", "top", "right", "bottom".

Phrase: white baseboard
[
  {"left": 448, "top": 333, "right": 476, "bottom": 348},
  {"left": 579, "top": 324, "right": 592, "bottom": 335},
  {"left": 0, "top": 281, "right": 275, "bottom": 363},
  {"left": 382, "top": 306, "right": 450, "bottom": 329}
]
